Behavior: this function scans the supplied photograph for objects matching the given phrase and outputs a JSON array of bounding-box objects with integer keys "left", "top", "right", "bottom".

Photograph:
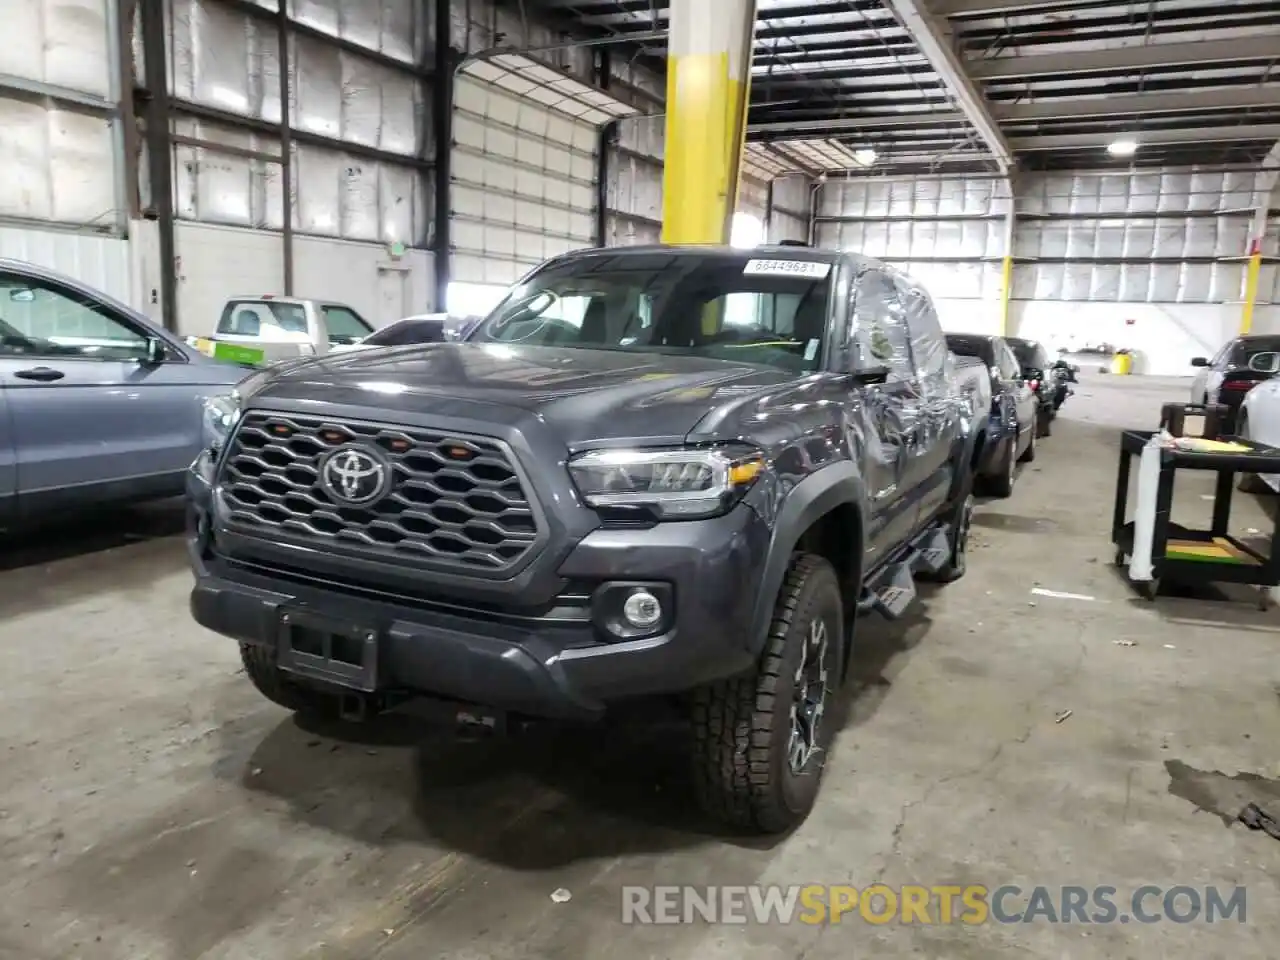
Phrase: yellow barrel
[{"left": 1111, "top": 352, "right": 1133, "bottom": 375}]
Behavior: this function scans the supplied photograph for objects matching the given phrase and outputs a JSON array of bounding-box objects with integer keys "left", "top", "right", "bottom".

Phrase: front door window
[{"left": 0, "top": 274, "right": 150, "bottom": 362}]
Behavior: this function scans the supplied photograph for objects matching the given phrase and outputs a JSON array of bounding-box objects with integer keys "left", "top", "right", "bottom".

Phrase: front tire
[
  {"left": 240, "top": 643, "right": 336, "bottom": 717},
  {"left": 690, "top": 554, "right": 843, "bottom": 834}
]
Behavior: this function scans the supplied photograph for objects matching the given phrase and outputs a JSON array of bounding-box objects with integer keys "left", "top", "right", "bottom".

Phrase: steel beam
[
  {"left": 139, "top": 0, "right": 177, "bottom": 332},
  {"left": 661, "top": 0, "right": 758, "bottom": 245},
  {"left": 970, "top": 36, "right": 1280, "bottom": 80},
  {"left": 748, "top": 86, "right": 1280, "bottom": 141},
  {"left": 276, "top": 0, "right": 293, "bottom": 295},
  {"left": 933, "top": 0, "right": 1118, "bottom": 15},
  {"left": 883, "top": 0, "right": 1013, "bottom": 173},
  {"left": 1010, "top": 125, "right": 1280, "bottom": 151},
  {"left": 0, "top": 74, "right": 113, "bottom": 113},
  {"left": 993, "top": 86, "right": 1280, "bottom": 122},
  {"left": 594, "top": 48, "right": 613, "bottom": 247},
  {"left": 750, "top": 111, "right": 967, "bottom": 135},
  {"left": 432, "top": 0, "right": 454, "bottom": 311}
]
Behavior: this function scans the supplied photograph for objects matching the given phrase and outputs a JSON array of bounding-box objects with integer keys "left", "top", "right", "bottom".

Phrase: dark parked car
[
  {"left": 1005, "top": 336, "right": 1057, "bottom": 435},
  {"left": 188, "top": 245, "right": 986, "bottom": 834},
  {"left": 358, "top": 313, "right": 481, "bottom": 348},
  {"left": 945, "top": 333, "right": 1038, "bottom": 497},
  {"left": 1190, "top": 335, "right": 1280, "bottom": 433},
  {"left": 0, "top": 258, "right": 244, "bottom": 528}
]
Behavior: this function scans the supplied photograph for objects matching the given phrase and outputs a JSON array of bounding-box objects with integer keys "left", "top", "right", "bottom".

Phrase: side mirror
[
  {"left": 142, "top": 336, "right": 167, "bottom": 365},
  {"left": 1190, "top": 356, "right": 1209, "bottom": 367}
]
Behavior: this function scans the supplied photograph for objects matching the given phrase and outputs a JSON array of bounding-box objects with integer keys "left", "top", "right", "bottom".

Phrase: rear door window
[{"left": 217, "top": 300, "right": 308, "bottom": 340}]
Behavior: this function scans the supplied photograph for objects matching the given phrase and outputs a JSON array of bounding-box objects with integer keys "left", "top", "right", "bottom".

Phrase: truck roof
[{"left": 551, "top": 243, "right": 888, "bottom": 272}]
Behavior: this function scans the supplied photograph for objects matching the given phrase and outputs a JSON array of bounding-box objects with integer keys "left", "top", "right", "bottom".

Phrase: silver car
[{"left": 0, "top": 258, "right": 246, "bottom": 527}]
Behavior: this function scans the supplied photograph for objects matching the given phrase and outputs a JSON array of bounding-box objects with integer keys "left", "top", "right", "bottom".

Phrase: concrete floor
[{"left": 2, "top": 374, "right": 1280, "bottom": 959}]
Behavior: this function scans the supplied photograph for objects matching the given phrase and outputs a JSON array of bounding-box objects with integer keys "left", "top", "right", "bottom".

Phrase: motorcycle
[{"left": 1050, "top": 359, "right": 1077, "bottom": 411}]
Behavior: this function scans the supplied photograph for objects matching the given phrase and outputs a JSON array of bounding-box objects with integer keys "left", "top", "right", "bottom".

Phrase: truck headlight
[
  {"left": 568, "top": 446, "right": 765, "bottom": 520},
  {"left": 201, "top": 393, "right": 242, "bottom": 454}
]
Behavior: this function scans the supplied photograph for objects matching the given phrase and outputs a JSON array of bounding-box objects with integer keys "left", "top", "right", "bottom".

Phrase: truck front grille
[{"left": 219, "top": 413, "right": 541, "bottom": 572}]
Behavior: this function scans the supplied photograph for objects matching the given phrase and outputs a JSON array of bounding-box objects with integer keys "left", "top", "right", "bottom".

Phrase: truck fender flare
[{"left": 747, "top": 462, "right": 869, "bottom": 658}]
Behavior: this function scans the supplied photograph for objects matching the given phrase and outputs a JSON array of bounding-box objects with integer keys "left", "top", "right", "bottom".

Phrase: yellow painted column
[
  {"left": 1242, "top": 238, "right": 1263, "bottom": 335},
  {"left": 997, "top": 189, "right": 1016, "bottom": 337},
  {"left": 998, "top": 256, "right": 1013, "bottom": 337},
  {"left": 661, "top": 0, "right": 757, "bottom": 246}
]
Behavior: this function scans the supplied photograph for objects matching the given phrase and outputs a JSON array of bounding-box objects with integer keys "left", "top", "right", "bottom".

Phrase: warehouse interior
[
  {"left": 4, "top": 0, "right": 1276, "bottom": 366},
  {"left": 3, "top": 0, "right": 1280, "bottom": 957}
]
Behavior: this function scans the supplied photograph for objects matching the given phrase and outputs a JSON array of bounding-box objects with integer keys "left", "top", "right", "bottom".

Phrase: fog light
[{"left": 622, "top": 589, "right": 663, "bottom": 629}]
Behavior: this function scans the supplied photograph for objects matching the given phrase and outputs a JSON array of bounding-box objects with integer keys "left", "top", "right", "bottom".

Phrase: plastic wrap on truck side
[{"left": 950, "top": 354, "right": 992, "bottom": 436}]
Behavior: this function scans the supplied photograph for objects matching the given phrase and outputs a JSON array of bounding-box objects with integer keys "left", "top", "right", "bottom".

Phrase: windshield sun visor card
[{"left": 743, "top": 259, "right": 831, "bottom": 279}]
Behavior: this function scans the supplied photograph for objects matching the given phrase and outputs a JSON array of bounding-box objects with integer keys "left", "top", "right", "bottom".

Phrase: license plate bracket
[{"left": 277, "top": 608, "right": 379, "bottom": 692}]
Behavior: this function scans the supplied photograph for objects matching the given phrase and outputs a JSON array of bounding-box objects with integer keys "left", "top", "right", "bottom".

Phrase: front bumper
[{"left": 188, "top": 467, "right": 766, "bottom": 720}]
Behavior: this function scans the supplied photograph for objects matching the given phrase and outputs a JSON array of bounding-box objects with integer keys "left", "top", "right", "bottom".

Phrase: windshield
[
  {"left": 467, "top": 252, "right": 834, "bottom": 374},
  {"left": 218, "top": 300, "right": 309, "bottom": 340}
]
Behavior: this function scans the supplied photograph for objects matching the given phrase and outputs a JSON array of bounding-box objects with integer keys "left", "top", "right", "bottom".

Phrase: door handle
[{"left": 14, "top": 367, "right": 65, "bottom": 382}]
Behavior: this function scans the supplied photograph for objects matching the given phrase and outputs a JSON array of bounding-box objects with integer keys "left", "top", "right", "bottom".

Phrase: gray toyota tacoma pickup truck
[{"left": 188, "top": 244, "right": 983, "bottom": 833}]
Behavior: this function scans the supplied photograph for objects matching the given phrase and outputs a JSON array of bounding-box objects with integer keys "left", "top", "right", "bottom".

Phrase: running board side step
[{"left": 856, "top": 522, "right": 953, "bottom": 621}]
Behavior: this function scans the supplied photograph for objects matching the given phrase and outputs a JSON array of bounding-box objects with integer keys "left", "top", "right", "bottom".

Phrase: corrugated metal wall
[
  {"left": 0, "top": 0, "right": 122, "bottom": 235},
  {"left": 817, "top": 169, "right": 1280, "bottom": 305},
  {"left": 815, "top": 168, "right": 1280, "bottom": 374},
  {"left": 816, "top": 176, "right": 1009, "bottom": 302},
  {"left": 602, "top": 59, "right": 663, "bottom": 247},
  {"left": 159, "top": 0, "right": 431, "bottom": 247},
  {"left": 0, "top": 0, "right": 131, "bottom": 297}
]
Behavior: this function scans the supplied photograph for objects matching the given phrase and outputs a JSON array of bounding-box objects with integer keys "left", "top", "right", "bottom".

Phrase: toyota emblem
[{"left": 320, "top": 446, "right": 391, "bottom": 505}]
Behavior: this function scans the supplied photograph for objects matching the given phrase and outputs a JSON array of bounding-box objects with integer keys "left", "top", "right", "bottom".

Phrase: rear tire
[
  {"left": 1020, "top": 421, "right": 1038, "bottom": 462},
  {"left": 988, "top": 435, "right": 1017, "bottom": 498},
  {"left": 1035, "top": 406, "right": 1052, "bottom": 438},
  {"left": 240, "top": 643, "right": 336, "bottom": 717},
  {"left": 690, "top": 553, "right": 843, "bottom": 834}
]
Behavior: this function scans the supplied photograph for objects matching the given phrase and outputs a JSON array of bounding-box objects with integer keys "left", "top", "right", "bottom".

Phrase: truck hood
[{"left": 246, "top": 342, "right": 801, "bottom": 447}]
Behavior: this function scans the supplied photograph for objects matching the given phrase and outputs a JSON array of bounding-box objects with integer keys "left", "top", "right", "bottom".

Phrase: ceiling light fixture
[
  {"left": 1107, "top": 138, "right": 1138, "bottom": 158},
  {"left": 853, "top": 148, "right": 877, "bottom": 167}
]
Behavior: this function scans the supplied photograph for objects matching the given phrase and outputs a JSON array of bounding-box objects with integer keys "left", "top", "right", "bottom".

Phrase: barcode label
[{"left": 742, "top": 259, "right": 831, "bottom": 278}]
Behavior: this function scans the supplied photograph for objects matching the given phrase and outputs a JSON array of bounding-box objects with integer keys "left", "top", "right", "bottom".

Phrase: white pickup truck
[{"left": 189, "top": 296, "right": 375, "bottom": 365}]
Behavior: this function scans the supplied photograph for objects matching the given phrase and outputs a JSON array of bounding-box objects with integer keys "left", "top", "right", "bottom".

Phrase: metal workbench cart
[{"left": 1111, "top": 429, "right": 1280, "bottom": 607}]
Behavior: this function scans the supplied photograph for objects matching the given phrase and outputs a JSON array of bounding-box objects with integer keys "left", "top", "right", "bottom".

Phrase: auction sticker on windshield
[{"left": 743, "top": 259, "right": 831, "bottom": 278}]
